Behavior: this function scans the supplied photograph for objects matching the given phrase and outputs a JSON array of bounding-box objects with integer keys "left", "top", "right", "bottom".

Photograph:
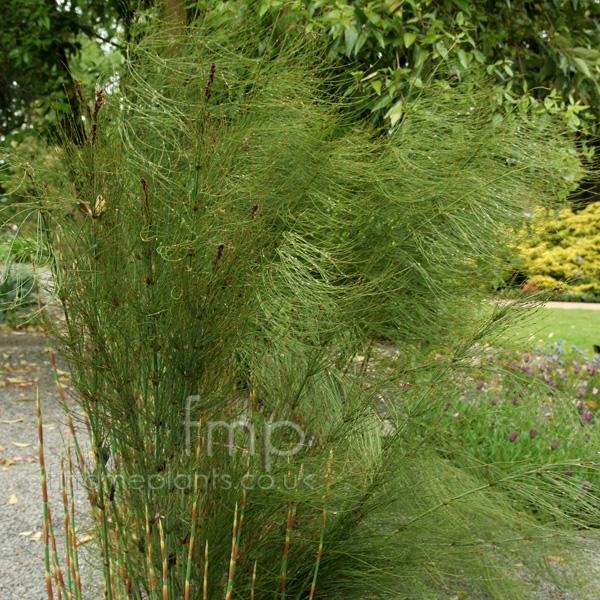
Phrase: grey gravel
[{"left": 0, "top": 329, "right": 96, "bottom": 600}]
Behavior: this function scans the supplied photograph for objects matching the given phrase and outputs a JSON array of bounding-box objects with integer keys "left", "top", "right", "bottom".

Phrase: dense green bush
[
  {"left": 518, "top": 202, "right": 600, "bottom": 297},
  {"left": 7, "top": 11, "right": 600, "bottom": 600}
]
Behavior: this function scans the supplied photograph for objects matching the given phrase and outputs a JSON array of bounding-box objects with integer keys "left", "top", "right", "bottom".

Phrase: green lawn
[{"left": 507, "top": 308, "right": 600, "bottom": 354}]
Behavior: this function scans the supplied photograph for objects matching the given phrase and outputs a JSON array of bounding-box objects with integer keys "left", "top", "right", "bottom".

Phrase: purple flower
[
  {"left": 549, "top": 380, "right": 556, "bottom": 387},
  {"left": 588, "top": 364, "right": 595, "bottom": 376},
  {"left": 565, "top": 469, "right": 573, "bottom": 477},
  {"left": 581, "top": 408, "right": 594, "bottom": 423},
  {"left": 437, "top": 412, "right": 443, "bottom": 421},
  {"left": 551, "top": 439, "right": 560, "bottom": 450},
  {"left": 577, "top": 388, "right": 586, "bottom": 397},
  {"left": 593, "top": 387, "right": 599, "bottom": 395},
  {"left": 539, "top": 364, "right": 546, "bottom": 371},
  {"left": 575, "top": 400, "right": 585, "bottom": 409},
  {"left": 523, "top": 354, "right": 531, "bottom": 363},
  {"left": 584, "top": 433, "right": 590, "bottom": 442},
  {"left": 575, "top": 364, "right": 581, "bottom": 374},
  {"left": 526, "top": 367, "right": 533, "bottom": 375},
  {"left": 443, "top": 402, "right": 450, "bottom": 411},
  {"left": 512, "top": 396, "right": 519, "bottom": 405},
  {"left": 530, "top": 429, "right": 537, "bottom": 439},
  {"left": 491, "top": 395, "right": 499, "bottom": 405},
  {"left": 560, "top": 373, "right": 567, "bottom": 380},
  {"left": 509, "top": 431, "right": 518, "bottom": 442},
  {"left": 476, "top": 380, "right": 484, "bottom": 390},
  {"left": 511, "top": 361, "right": 519, "bottom": 370}
]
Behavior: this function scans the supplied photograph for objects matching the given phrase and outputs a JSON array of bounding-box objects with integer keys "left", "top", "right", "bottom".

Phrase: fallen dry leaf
[
  {"left": 13, "top": 442, "right": 32, "bottom": 448},
  {"left": 30, "top": 531, "right": 42, "bottom": 542},
  {"left": 0, "top": 458, "right": 15, "bottom": 466},
  {"left": 0, "top": 417, "right": 24, "bottom": 424},
  {"left": 7, "top": 377, "right": 30, "bottom": 384},
  {"left": 15, "top": 396, "right": 34, "bottom": 402},
  {"left": 8, "top": 494, "right": 18, "bottom": 505},
  {"left": 19, "top": 531, "right": 33, "bottom": 536},
  {"left": 0, "top": 444, "right": 4, "bottom": 451},
  {"left": 77, "top": 535, "right": 93, "bottom": 545},
  {"left": 547, "top": 556, "right": 564, "bottom": 562}
]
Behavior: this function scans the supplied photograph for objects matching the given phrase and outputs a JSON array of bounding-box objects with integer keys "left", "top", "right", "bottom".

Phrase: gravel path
[
  {"left": 545, "top": 301, "right": 600, "bottom": 310},
  {"left": 0, "top": 329, "right": 95, "bottom": 600}
]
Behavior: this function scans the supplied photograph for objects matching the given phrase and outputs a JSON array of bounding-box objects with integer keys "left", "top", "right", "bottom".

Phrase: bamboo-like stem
[
  {"left": 280, "top": 462, "right": 301, "bottom": 600},
  {"left": 48, "top": 499, "right": 67, "bottom": 598},
  {"left": 184, "top": 419, "right": 203, "bottom": 600},
  {"left": 145, "top": 507, "right": 158, "bottom": 600},
  {"left": 250, "top": 561, "right": 257, "bottom": 600},
  {"left": 67, "top": 442, "right": 82, "bottom": 600},
  {"left": 159, "top": 520, "right": 168, "bottom": 600},
  {"left": 38, "top": 403, "right": 67, "bottom": 600},
  {"left": 224, "top": 503, "right": 238, "bottom": 600},
  {"left": 309, "top": 451, "right": 333, "bottom": 600},
  {"left": 184, "top": 497, "right": 197, "bottom": 600},
  {"left": 203, "top": 540, "right": 208, "bottom": 600},
  {"left": 60, "top": 450, "right": 74, "bottom": 600},
  {"left": 235, "top": 455, "right": 251, "bottom": 562},
  {"left": 98, "top": 505, "right": 114, "bottom": 600},
  {"left": 38, "top": 389, "right": 55, "bottom": 600}
]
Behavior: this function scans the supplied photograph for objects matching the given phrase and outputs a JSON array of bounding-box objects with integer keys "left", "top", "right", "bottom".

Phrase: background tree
[
  {"left": 255, "top": 0, "right": 600, "bottom": 134},
  {"left": 4, "top": 0, "right": 600, "bottom": 144},
  {"left": 0, "top": 0, "right": 151, "bottom": 146}
]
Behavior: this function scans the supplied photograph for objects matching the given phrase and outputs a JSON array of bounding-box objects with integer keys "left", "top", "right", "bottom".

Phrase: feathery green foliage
[{"left": 12, "top": 11, "right": 600, "bottom": 599}]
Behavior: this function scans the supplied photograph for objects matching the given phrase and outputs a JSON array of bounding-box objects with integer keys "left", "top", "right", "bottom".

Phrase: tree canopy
[
  {"left": 0, "top": 0, "right": 144, "bottom": 145},
  {"left": 3, "top": 0, "right": 600, "bottom": 144},
  {"left": 255, "top": 0, "right": 600, "bottom": 138}
]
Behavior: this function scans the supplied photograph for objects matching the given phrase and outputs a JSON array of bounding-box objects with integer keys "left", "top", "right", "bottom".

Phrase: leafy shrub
[
  {"left": 10, "top": 12, "right": 600, "bottom": 600},
  {"left": 518, "top": 203, "right": 600, "bottom": 296},
  {"left": 0, "top": 263, "right": 36, "bottom": 323}
]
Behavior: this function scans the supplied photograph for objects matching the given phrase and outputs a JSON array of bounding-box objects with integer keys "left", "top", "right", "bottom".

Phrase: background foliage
[
  {"left": 3, "top": 0, "right": 600, "bottom": 139},
  {"left": 517, "top": 202, "right": 600, "bottom": 297},
  {"left": 258, "top": 0, "right": 600, "bottom": 136},
  {"left": 0, "top": 0, "right": 144, "bottom": 146}
]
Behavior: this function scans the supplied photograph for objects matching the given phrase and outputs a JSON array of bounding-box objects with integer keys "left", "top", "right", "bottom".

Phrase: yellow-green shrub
[{"left": 519, "top": 202, "right": 600, "bottom": 296}]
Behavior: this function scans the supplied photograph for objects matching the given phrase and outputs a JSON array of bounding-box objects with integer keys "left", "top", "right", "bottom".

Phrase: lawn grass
[{"left": 504, "top": 307, "right": 600, "bottom": 355}]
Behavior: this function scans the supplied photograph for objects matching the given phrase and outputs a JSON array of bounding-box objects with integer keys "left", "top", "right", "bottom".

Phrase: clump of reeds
[{"left": 20, "top": 7, "right": 600, "bottom": 600}]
